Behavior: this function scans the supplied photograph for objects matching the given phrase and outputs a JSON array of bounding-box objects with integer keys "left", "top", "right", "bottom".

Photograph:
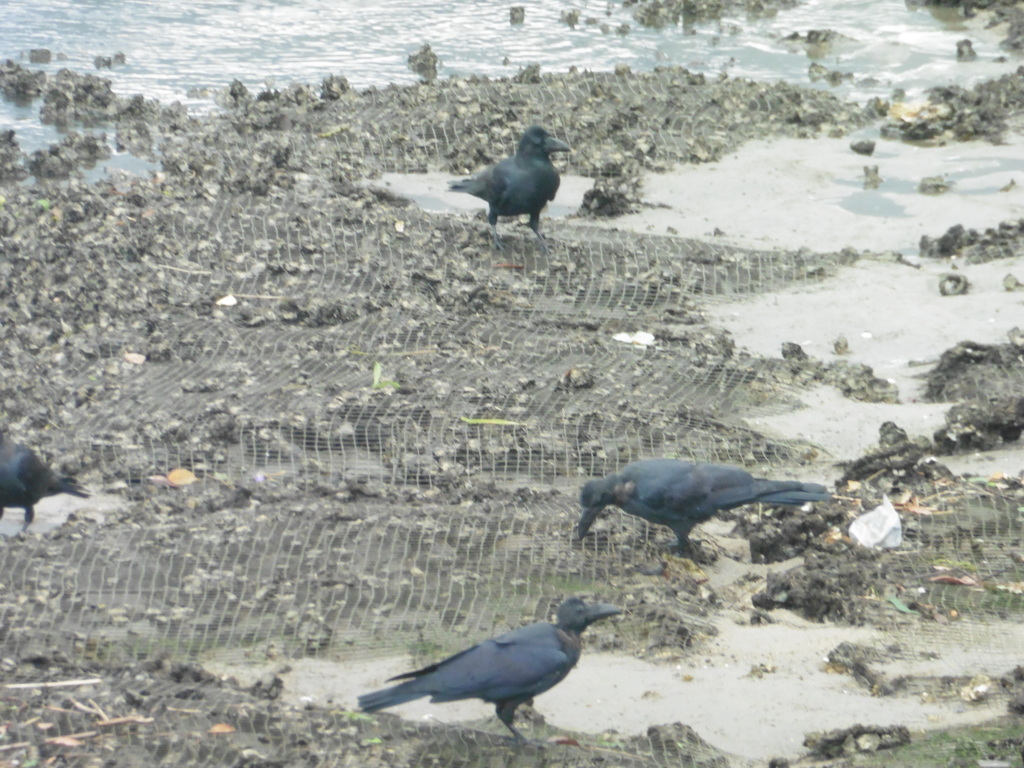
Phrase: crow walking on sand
[
  {"left": 579, "top": 459, "right": 831, "bottom": 552},
  {"left": 449, "top": 125, "right": 570, "bottom": 254},
  {"left": 358, "top": 597, "right": 620, "bottom": 744},
  {"left": 0, "top": 432, "right": 89, "bottom": 530}
]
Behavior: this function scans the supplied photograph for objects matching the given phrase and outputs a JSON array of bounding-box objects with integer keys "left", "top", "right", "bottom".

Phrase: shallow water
[{"left": 2, "top": 0, "right": 1020, "bottom": 153}]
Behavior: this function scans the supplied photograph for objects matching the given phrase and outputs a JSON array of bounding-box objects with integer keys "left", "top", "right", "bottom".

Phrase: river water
[{"left": 1, "top": 0, "right": 1020, "bottom": 153}]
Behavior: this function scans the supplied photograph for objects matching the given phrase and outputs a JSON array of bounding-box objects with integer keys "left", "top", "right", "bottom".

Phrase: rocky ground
[{"left": 1, "top": 31, "right": 1024, "bottom": 768}]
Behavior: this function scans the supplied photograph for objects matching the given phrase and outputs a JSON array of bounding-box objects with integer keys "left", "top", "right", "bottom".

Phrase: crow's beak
[
  {"left": 545, "top": 137, "right": 571, "bottom": 154},
  {"left": 585, "top": 602, "right": 621, "bottom": 624},
  {"left": 577, "top": 505, "right": 602, "bottom": 540}
]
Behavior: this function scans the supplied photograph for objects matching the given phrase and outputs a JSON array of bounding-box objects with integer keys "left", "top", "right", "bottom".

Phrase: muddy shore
[{"left": 2, "top": 30, "right": 1024, "bottom": 768}]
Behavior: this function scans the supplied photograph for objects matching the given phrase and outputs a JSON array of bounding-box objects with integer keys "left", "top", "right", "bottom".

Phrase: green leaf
[
  {"left": 459, "top": 417, "right": 524, "bottom": 426},
  {"left": 343, "top": 711, "right": 375, "bottom": 722},
  {"left": 371, "top": 361, "right": 399, "bottom": 389},
  {"left": 886, "top": 595, "right": 918, "bottom": 614},
  {"left": 37, "top": 198, "right": 51, "bottom": 210}
]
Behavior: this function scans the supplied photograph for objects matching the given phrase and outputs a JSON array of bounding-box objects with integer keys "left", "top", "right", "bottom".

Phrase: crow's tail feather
[
  {"left": 358, "top": 679, "right": 429, "bottom": 713},
  {"left": 752, "top": 480, "right": 830, "bottom": 507},
  {"left": 56, "top": 478, "right": 90, "bottom": 498}
]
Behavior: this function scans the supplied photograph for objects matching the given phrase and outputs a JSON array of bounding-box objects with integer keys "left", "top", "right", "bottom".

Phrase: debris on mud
[
  {"left": 579, "top": 173, "right": 643, "bottom": 217},
  {"left": 780, "top": 341, "right": 900, "bottom": 404},
  {"left": 26, "top": 130, "right": 111, "bottom": 178},
  {"left": 839, "top": 421, "right": 934, "bottom": 484},
  {"left": 751, "top": 548, "right": 890, "bottom": 622},
  {"left": 644, "top": 723, "right": 730, "bottom": 767},
  {"left": 0, "top": 128, "right": 27, "bottom": 181},
  {"left": 733, "top": 495, "right": 849, "bottom": 564},
  {"left": 934, "top": 395, "right": 1024, "bottom": 453},
  {"left": 924, "top": 337, "right": 1024, "bottom": 401},
  {"left": 827, "top": 641, "right": 898, "bottom": 695},
  {"left": 803, "top": 723, "right": 911, "bottom": 758}
]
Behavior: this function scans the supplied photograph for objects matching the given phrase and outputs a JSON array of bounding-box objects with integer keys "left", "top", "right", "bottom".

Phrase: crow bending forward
[
  {"left": 0, "top": 432, "right": 89, "bottom": 530},
  {"left": 579, "top": 458, "right": 831, "bottom": 551}
]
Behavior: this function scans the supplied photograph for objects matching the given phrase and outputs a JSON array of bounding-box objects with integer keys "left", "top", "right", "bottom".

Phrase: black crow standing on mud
[
  {"left": 0, "top": 432, "right": 89, "bottom": 530},
  {"left": 449, "top": 125, "right": 570, "bottom": 254},
  {"left": 358, "top": 596, "right": 620, "bottom": 744},
  {"left": 578, "top": 459, "right": 831, "bottom": 552}
]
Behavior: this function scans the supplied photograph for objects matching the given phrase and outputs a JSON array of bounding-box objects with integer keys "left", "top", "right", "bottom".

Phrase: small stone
[
  {"left": 851, "top": 139, "right": 875, "bottom": 156},
  {"left": 919, "top": 175, "right": 951, "bottom": 195},
  {"left": 939, "top": 273, "right": 969, "bottom": 296},
  {"left": 781, "top": 341, "right": 808, "bottom": 361},
  {"left": 407, "top": 43, "right": 439, "bottom": 83},
  {"left": 855, "top": 733, "right": 881, "bottom": 752},
  {"left": 956, "top": 39, "right": 977, "bottom": 62}
]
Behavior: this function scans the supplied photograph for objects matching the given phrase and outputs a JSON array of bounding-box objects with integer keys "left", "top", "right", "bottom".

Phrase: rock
[
  {"left": 956, "top": 39, "right": 977, "bottom": 62},
  {"left": 919, "top": 175, "right": 951, "bottom": 195},
  {"left": 646, "top": 723, "right": 730, "bottom": 767},
  {"left": 560, "top": 9, "right": 580, "bottom": 27},
  {"left": 839, "top": 421, "right": 934, "bottom": 484},
  {"left": 579, "top": 174, "right": 642, "bottom": 217},
  {"left": 921, "top": 223, "right": 968, "bottom": 258},
  {"left": 781, "top": 342, "right": 809, "bottom": 361},
  {"left": 939, "top": 272, "right": 969, "bottom": 295},
  {"left": 924, "top": 339, "right": 1024, "bottom": 401},
  {"left": 407, "top": 44, "right": 439, "bottom": 83},
  {"left": 509, "top": 6, "right": 525, "bottom": 24},
  {"left": 804, "top": 724, "right": 910, "bottom": 758},
  {"left": 850, "top": 139, "right": 875, "bottom": 156},
  {"left": 933, "top": 396, "right": 1024, "bottom": 453}
]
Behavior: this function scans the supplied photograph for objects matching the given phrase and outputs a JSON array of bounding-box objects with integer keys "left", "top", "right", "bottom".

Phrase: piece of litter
[
  {"left": 613, "top": 331, "right": 655, "bottom": 346},
  {"left": 849, "top": 495, "right": 902, "bottom": 549},
  {"left": 216, "top": 295, "right": 238, "bottom": 306}
]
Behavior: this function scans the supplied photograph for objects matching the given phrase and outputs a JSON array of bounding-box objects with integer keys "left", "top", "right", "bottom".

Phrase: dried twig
[
  {"left": 96, "top": 716, "right": 155, "bottom": 727},
  {"left": 88, "top": 698, "right": 110, "bottom": 722},
  {"left": 2, "top": 679, "right": 102, "bottom": 690}
]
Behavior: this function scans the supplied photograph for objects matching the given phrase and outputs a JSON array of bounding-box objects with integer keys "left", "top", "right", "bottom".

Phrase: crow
[
  {"left": 358, "top": 596, "right": 620, "bottom": 744},
  {"left": 449, "top": 125, "right": 570, "bottom": 254},
  {"left": 0, "top": 432, "right": 89, "bottom": 530},
  {"left": 579, "top": 459, "right": 831, "bottom": 552}
]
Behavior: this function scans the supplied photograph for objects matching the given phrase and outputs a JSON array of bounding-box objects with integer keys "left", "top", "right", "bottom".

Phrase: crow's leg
[
  {"left": 527, "top": 212, "right": 550, "bottom": 254},
  {"left": 495, "top": 701, "right": 528, "bottom": 745}
]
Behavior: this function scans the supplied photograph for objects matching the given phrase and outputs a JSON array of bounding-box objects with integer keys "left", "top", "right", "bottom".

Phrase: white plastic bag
[{"left": 849, "top": 495, "right": 902, "bottom": 549}]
